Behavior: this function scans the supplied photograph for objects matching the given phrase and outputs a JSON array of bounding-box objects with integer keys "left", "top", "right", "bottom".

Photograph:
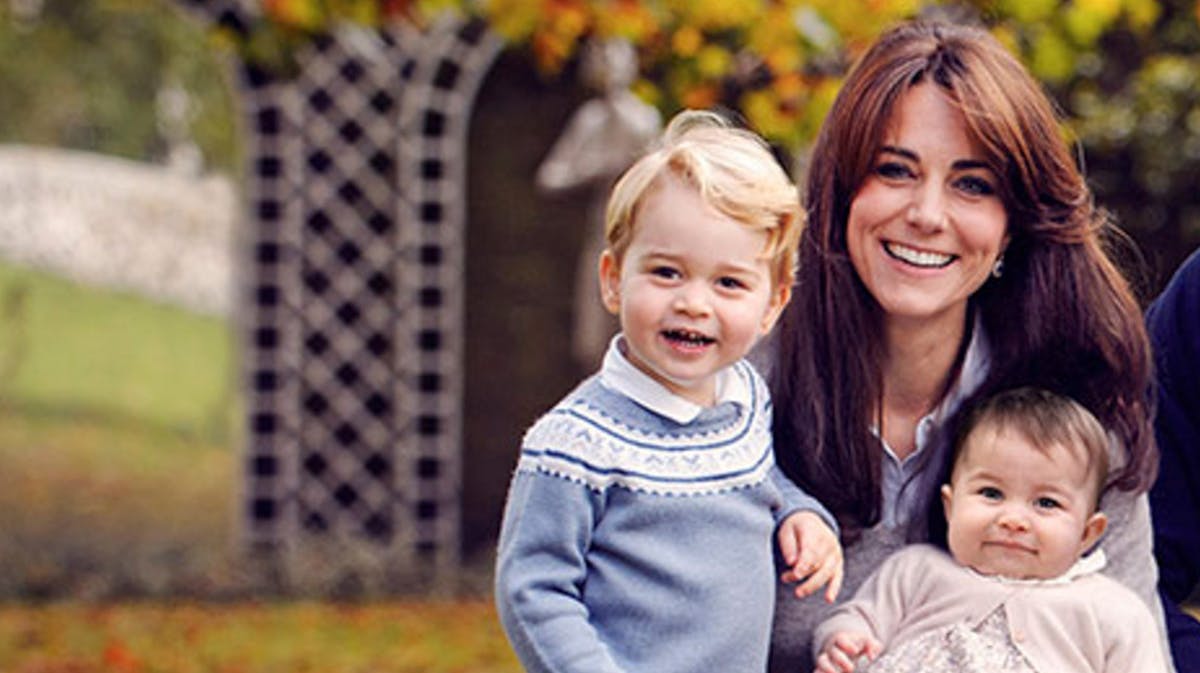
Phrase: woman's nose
[{"left": 906, "top": 182, "right": 947, "bottom": 231}]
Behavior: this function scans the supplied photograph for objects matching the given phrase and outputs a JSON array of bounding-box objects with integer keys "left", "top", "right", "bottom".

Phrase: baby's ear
[
  {"left": 598, "top": 250, "right": 621, "bottom": 315},
  {"left": 940, "top": 484, "right": 954, "bottom": 519},
  {"left": 1080, "top": 511, "right": 1108, "bottom": 554}
]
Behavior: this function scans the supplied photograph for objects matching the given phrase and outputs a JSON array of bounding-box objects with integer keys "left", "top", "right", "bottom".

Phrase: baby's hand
[
  {"left": 777, "top": 511, "right": 843, "bottom": 602},
  {"left": 815, "top": 631, "right": 882, "bottom": 673}
]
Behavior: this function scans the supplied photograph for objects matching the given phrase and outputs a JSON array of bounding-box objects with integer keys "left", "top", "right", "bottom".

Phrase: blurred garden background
[{"left": 0, "top": 0, "right": 1198, "bottom": 670}]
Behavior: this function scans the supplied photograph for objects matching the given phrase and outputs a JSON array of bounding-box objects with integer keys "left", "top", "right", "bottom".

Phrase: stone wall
[{"left": 0, "top": 145, "right": 238, "bottom": 316}]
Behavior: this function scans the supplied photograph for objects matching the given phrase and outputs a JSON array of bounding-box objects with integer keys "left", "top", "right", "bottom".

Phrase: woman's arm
[{"left": 1096, "top": 487, "right": 1177, "bottom": 672}]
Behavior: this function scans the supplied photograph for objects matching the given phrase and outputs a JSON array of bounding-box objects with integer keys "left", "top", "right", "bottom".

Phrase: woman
[{"left": 767, "top": 20, "right": 1169, "bottom": 672}]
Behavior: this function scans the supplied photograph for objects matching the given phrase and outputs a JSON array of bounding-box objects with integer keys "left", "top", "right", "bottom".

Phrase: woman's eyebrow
[
  {"left": 879, "top": 145, "right": 916, "bottom": 161},
  {"left": 879, "top": 145, "right": 992, "bottom": 172}
]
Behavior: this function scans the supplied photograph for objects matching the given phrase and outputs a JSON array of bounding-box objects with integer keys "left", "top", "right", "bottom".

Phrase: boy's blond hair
[{"left": 603, "top": 109, "right": 803, "bottom": 289}]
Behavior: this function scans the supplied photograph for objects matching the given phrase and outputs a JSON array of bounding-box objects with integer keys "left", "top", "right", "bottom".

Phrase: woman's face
[{"left": 846, "top": 82, "right": 1009, "bottom": 332}]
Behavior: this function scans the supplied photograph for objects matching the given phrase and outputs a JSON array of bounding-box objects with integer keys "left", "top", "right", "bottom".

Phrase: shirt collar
[
  {"left": 985, "top": 549, "right": 1108, "bottom": 586},
  {"left": 598, "top": 335, "right": 750, "bottom": 424}
]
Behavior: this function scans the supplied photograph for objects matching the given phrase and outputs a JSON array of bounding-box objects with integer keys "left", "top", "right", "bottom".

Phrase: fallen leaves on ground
[{"left": 0, "top": 600, "right": 520, "bottom": 673}]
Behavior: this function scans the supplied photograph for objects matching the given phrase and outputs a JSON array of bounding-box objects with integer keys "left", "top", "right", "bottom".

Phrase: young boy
[
  {"left": 814, "top": 387, "right": 1169, "bottom": 673},
  {"left": 495, "top": 110, "right": 843, "bottom": 673}
]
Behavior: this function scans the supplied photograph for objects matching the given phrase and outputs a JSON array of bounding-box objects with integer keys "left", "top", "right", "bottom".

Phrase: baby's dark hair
[{"left": 951, "top": 387, "right": 1111, "bottom": 508}]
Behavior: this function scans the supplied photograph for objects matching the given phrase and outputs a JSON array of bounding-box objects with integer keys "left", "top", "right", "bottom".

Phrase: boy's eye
[
  {"left": 978, "top": 486, "right": 1003, "bottom": 500},
  {"left": 717, "top": 277, "right": 747, "bottom": 290},
  {"left": 650, "top": 266, "right": 680, "bottom": 280},
  {"left": 954, "top": 175, "right": 997, "bottom": 197},
  {"left": 1035, "top": 497, "right": 1061, "bottom": 510}
]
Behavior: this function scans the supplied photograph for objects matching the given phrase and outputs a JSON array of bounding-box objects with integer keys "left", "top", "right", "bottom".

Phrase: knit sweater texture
[
  {"left": 815, "top": 545, "right": 1168, "bottom": 673},
  {"left": 495, "top": 351, "right": 833, "bottom": 673}
]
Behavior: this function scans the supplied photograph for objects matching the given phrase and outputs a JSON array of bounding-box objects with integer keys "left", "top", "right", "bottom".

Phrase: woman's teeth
[{"left": 885, "top": 242, "right": 954, "bottom": 268}]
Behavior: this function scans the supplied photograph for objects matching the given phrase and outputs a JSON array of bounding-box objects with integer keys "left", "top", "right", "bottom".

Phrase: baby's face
[{"left": 940, "top": 426, "right": 1107, "bottom": 579}]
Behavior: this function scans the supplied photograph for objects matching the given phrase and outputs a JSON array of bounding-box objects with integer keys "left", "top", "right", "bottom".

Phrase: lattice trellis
[{"left": 176, "top": 0, "right": 501, "bottom": 576}]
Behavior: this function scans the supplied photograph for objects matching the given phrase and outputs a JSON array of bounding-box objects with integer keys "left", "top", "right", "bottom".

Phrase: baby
[{"left": 815, "top": 386, "right": 1168, "bottom": 673}]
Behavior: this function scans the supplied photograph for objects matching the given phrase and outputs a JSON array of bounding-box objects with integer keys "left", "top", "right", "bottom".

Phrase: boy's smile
[{"left": 598, "top": 173, "right": 789, "bottom": 407}]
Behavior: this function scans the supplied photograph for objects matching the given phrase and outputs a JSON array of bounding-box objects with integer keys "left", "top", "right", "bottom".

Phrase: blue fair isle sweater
[{"left": 495, "top": 345, "right": 835, "bottom": 673}]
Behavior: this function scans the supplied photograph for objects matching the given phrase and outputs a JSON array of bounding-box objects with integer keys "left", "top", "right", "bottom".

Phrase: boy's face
[
  {"left": 598, "top": 174, "right": 789, "bottom": 406},
  {"left": 940, "top": 425, "right": 1107, "bottom": 580}
]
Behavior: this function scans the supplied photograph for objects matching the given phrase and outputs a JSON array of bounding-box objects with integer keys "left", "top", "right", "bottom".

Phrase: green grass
[
  {"left": 0, "top": 260, "right": 240, "bottom": 598},
  {"left": 0, "top": 260, "right": 237, "bottom": 441}
]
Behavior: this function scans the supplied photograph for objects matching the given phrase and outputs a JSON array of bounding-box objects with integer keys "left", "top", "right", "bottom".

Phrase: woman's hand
[
  {"left": 777, "top": 510, "right": 844, "bottom": 603},
  {"left": 815, "top": 631, "right": 882, "bottom": 673}
]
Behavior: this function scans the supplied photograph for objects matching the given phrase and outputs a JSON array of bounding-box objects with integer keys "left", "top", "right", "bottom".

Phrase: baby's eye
[
  {"left": 717, "top": 277, "right": 747, "bottom": 290},
  {"left": 978, "top": 486, "right": 1003, "bottom": 500},
  {"left": 1035, "top": 497, "right": 1061, "bottom": 510},
  {"left": 874, "top": 161, "right": 913, "bottom": 180},
  {"left": 650, "top": 266, "right": 680, "bottom": 280},
  {"left": 953, "top": 175, "right": 997, "bottom": 197}
]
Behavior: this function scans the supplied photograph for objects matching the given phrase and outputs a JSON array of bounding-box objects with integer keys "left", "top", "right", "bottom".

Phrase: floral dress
[{"left": 866, "top": 606, "right": 1036, "bottom": 673}]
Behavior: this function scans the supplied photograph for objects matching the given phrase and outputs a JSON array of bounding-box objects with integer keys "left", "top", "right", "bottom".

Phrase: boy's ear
[
  {"left": 759, "top": 282, "right": 792, "bottom": 335},
  {"left": 598, "top": 249, "right": 621, "bottom": 315},
  {"left": 1079, "top": 511, "right": 1108, "bottom": 555}
]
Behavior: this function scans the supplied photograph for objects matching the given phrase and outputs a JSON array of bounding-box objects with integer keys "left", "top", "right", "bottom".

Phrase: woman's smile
[{"left": 882, "top": 240, "right": 956, "bottom": 269}]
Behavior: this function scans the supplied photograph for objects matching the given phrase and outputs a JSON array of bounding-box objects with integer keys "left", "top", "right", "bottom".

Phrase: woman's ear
[{"left": 598, "top": 249, "right": 621, "bottom": 315}]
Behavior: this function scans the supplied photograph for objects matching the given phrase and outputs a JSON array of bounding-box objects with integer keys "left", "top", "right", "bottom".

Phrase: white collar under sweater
[
  {"left": 984, "top": 549, "right": 1108, "bottom": 587},
  {"left": 598, "top": 335, "right": 751, "bottom": 425}
]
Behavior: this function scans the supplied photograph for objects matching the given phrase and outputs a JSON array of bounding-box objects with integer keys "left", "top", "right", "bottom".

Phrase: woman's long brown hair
[{"left": 770, "top": 20, "right": 1156, "bottom": 541}]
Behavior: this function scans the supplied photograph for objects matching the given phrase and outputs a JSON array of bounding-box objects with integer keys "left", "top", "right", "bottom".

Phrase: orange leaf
[{"left": 102, "top": 639, "right": 142, "bottom": 673}]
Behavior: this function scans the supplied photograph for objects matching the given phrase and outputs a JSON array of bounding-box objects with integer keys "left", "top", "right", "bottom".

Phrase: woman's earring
[{"left": 991, "top": 254, "right": 1005, "bottom": 279}]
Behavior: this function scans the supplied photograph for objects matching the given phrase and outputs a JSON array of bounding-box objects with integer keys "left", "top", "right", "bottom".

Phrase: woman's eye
[
  {"left": 954, "top": 175, "right": 996, "bottom": 196},
  {"left": 874, "top": 161, "right": 913, "bottom": 180}
]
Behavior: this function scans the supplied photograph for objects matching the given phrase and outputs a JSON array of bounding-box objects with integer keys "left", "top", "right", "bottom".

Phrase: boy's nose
[{"left": 672, "top": 283, "right": 712, "bottom": 316}]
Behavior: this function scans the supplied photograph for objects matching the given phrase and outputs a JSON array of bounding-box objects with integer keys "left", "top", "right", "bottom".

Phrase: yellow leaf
[
  {"left": 480, "top": 0, "right": 540, "bottom": 41},
  {"left": 672, "top": 26, "right": 703, "bottom": 57},
  {"left": 695, "top": 44, "right": 732, "bottom": 78},
  {"left": 1123, "top": 0, "right": 1162, "bottom": 32},
  {"left": 764, "top": 43, "right": 803, "bottom": 74},
  {"left": 998, "top": 0, "right": 1059, "bottom": 23},
  {"left": 1064, "top": 0, "right": 1121, "bottom": 46},
  {"left": 264, "top": 0, "right": 325, "bottom": 31},
  {"left": 1030, "top": 28, "right": 1076, "bottom": 83}
]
